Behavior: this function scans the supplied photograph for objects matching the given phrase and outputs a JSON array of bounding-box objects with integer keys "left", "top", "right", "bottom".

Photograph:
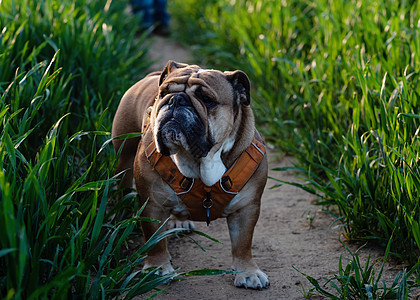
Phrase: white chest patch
[
  {"left": 200, "top": 145, "right": 226, "bottom": 186},
  {"left": 199, "top": 137, "right": 235, "bottom": 186}
]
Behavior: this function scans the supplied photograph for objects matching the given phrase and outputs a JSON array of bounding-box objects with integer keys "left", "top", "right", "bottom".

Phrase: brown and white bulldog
[{"left": 111, "top": 61, "right": 269, "bottom": 289}]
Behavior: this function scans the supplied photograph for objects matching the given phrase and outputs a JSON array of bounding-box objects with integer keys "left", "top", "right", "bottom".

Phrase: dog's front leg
[
  {"left": 140, "top": 201, "right": 175, "bottom": 275},
  {"left": 227, "top": 204, "right": 269, "bottom": 290}
]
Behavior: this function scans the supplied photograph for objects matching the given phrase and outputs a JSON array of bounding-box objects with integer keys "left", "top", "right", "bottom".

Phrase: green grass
[
  {"left": 169, "top": 0, "right": 420, "bottom": 294},
  {"left": 0, "top": 0, "right": 185, "bottom": 298},
  {"left": 295, "top": 240, "right": 420, "bottom": 299}
]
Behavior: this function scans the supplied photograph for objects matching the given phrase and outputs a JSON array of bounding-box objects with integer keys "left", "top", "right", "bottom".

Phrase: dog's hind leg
[{"left": 140, "top": 199, "right": 175, "bottom": 275}]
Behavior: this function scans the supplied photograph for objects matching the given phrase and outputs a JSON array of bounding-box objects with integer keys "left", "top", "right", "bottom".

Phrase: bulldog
[{"left": 111, "top": 61, "right": 269, "bottom": 289}]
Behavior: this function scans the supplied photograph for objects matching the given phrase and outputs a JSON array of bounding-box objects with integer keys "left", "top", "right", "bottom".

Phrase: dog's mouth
[
  {"left": 159, "top": 119, "right": 187, "bottom": 146},
  {"left": 155, "top": 105, "right": 212, "bottom": 158}
]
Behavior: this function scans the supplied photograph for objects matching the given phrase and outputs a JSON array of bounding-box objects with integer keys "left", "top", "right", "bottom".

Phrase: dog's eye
[
  {"left": 202, "top": 95, "right": 212, "bottom": 102},
  {"left": 196, "top": 90, "right": 217, "bottom": 108},
  {"left": 202, "top": 95, "right": 217, "bottom": 109}
]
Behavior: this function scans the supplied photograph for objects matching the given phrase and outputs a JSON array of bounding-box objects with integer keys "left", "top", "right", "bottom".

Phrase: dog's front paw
[
  {"left": 234, "top": 269, "right": 270, "bottom": 290},
  {"left": 143, "top": 261, "right": 175, "bottom": 276},
  {"left": 168, "top": 218, "right": 195, "bottom": 233}
]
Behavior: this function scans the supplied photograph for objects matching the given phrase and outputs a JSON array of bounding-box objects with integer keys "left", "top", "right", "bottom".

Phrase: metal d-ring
[{"left": 203, "top": 192, "right": 213, "bottom": 226}]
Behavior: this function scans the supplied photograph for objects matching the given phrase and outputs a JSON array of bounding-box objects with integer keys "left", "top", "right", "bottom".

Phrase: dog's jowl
[{"left": 112, "top": 61, "right": 269, "bottom": 289}]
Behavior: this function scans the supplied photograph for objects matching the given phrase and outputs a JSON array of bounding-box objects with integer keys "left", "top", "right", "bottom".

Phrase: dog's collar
[{"left": 145, "top": 135, "right": 265, "bottom": 225}]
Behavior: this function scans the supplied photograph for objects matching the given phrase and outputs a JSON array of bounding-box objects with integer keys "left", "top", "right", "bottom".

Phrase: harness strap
[
  {"left": 221, "top": 138, "right": 265, "bottom": 193},
  {"left": 145, "top": 136, "right": 265, "bottom": 221},
  {"left": 146, "top": 142, "right": 187, "bottom": 193}
]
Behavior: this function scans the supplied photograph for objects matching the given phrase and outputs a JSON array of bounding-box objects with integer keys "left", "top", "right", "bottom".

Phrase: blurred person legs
[{"left": 130, "top": 0, "right": 170, "bottom": 36}]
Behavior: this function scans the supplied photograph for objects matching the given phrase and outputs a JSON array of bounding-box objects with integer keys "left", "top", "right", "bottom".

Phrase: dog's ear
[
  {"left": 225, "top": 70, "right": 251, "bottom": 106},
  {"left": 159, "top": 60, "right": 188, "bottom": 86}
]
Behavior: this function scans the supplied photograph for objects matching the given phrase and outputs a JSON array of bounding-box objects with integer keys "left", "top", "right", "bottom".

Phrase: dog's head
[{"left": 152, "top": 60, "right": 251, "bottom": 160}]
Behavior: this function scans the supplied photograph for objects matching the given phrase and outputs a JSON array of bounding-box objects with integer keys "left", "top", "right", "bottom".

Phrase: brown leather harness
[{"left": 145, "top": 136, "right": 266, "bottom": 225}]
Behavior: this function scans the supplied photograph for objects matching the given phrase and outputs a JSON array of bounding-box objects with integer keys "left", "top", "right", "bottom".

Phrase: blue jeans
[{"left": 130, "top": 0, "right": 169, "bottom": 28}]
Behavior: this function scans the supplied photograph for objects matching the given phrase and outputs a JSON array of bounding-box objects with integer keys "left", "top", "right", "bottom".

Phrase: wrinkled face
[{"left": 151, "top": 62, "right": 250, "bottom": 158}]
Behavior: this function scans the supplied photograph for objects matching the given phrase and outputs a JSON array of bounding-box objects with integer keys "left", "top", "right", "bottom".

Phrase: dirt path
[{"left": 139, "top": 36, "right": 399, "bottom": 299}]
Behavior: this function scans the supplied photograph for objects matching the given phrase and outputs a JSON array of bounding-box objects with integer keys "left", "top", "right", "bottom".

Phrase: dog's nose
[{"left": 168, "top": 94, "right": 190, "bottom": 107}]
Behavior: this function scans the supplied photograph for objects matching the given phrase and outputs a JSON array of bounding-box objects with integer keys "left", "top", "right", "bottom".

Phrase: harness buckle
[
  {"left": 180, "top": 177, "right": 193, "bottom": 191},
  {"left": 221, "top": 176, "right": 233, "bottom": 191},
  {"left": 203, "top": 192, "right": 213, "bottom": 226}
]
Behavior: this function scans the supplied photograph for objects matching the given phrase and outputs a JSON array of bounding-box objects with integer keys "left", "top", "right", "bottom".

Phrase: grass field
[
  {"left": 1, "top": 0, "right": 420, "bottom": 298},
  {"left": 0, "top": 0, "right": 186, "bottom": 298},
  {"left": 170, "top": 0, "right": 420, "bottom": 296}
]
